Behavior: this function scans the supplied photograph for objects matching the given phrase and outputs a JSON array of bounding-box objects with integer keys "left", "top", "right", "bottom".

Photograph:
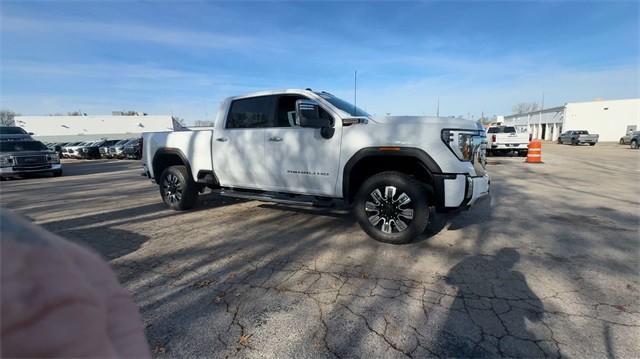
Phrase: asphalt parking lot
[{"left": 1, "top": 142, "right": 638, "bottom": 358}]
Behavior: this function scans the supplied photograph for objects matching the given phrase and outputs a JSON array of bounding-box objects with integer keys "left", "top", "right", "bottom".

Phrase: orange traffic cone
[{"left": 526, "top": 140, "right": 543, "bottom": 163}]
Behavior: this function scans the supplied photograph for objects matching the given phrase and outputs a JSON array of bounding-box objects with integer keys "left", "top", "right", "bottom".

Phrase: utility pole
[
  {"left": 539, "top": 93, "right": 544, "bottom": 139},
  {"left": 436, "top": 97, "right": 440, "bottom": 118}
]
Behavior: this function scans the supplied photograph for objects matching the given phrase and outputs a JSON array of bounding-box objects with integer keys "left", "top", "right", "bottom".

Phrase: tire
[
  {"left": 571, "top": 138, "right": 578, "bottom": 146},
  {"left": 620, "top": 138, "right": 625, "bottom": 145},
  {"left": 631, "top": 140, "right": 639, "bottom": 149},
  {"left": 557, "top": 138, "right": 562, "bottom": 144},
  {"left": 52, "top": 170, "right": 62, "bottom": 177},
  {"left": 589, "top": 143, "right": 596, "bottom": 146},
  {"left": 519, "top": 150, "right": 528, "bottom": 157},
  {"left": 159, "top": 165, "right": 198, "bottom": 210},
  {"left": 353, "top": 171, "right": 429, "bottom": 244}
]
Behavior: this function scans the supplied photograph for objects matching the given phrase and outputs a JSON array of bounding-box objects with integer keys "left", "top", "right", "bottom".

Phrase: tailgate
[
  {"left": 579, "top": 134, "right": 598, "bottom": 141},
  {"left": 494, "top": 133, "right": 528, "bottom": 144}
]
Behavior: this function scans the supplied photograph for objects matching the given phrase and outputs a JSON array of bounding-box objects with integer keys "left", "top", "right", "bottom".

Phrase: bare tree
[
  {"left": 512, "top": 102, "right": 540, "bottom": 114},
  {"left": 0, "top": 110, "right": 18, "bottom": 126}
]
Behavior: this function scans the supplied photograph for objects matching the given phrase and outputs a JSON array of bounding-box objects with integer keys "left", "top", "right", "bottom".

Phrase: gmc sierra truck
[
  {"left": 486, "top": 125, "right": 529, "bottom": 156},
  {"left": 142, "top": 89, "right": 490, "bottom": 243}
]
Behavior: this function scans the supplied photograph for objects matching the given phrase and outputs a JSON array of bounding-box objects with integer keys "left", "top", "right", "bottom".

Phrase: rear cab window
[
  {"left": 226, "top": 96, "right": 276, "bottom": 129},
  {"left": 487, "top": 126, "right": 516, "bottom": 133}
]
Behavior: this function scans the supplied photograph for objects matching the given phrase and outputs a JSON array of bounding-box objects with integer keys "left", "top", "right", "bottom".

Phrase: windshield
[
  {"left": 575, "top": 130, "right": 588, "bottom": 134},
  {"left": 487, "top": 126, "right": 516, "bottom": 133},
  {"left": 0, "top": 141, "right": 48, "bottom": 152},
  {"left": 0, "top": 127, "right": 28, "bottom": 135},
  {"left": 315, "top": 92, "right": 369, "bottom": 117}
]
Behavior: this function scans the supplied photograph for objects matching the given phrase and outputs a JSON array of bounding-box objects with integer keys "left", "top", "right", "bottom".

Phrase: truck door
[
  {"left": 263, "top": 95, "right": 342, "bottom": 196},
  {"left": 211, "top": 95, "right": 275, "bottom": 190}
]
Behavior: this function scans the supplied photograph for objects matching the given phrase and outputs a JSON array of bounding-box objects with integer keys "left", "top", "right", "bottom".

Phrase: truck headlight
[
  {"left": 47, "top": 153, "right": 60, "bottom": 164},
  {"left": 0, "top": 155, "right": 14, "bottom": 168},
  {"left": 441, "top": 129, "right": 480, "bottom": 161}
]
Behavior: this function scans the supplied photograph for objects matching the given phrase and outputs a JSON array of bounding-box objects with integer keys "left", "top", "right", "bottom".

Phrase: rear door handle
[
  {"left": 216, "top": 137, "right": 228, "bottom": 142},
  {"left": 269, "top": 136, "right": 283, "bottom": 142}
]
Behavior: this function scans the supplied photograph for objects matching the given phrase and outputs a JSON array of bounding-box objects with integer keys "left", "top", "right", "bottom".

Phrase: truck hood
[{"left": 370, "top": 116, "right": 481, "bottom": 131}]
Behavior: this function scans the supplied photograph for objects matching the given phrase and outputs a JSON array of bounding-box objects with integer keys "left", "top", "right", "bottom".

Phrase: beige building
[{"left": 14, "top": 115, "right": 183, "bottom": 143}]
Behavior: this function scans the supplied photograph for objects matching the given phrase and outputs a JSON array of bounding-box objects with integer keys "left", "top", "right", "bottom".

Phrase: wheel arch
[
  {"left": 342, "top": 147, "right": 442, "bottom": 206},
  {"left": 151, "top": 148, "right": 192, "bottom": 183}
]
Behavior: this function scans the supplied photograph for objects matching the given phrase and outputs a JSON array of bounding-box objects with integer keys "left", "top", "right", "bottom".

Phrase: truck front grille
[{"left": 15, "top": 155, "right": 47, "bottom": 166}]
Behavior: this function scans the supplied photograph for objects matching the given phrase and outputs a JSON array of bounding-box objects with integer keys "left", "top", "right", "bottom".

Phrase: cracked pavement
[{"left": 1, "top": 143, "right": 638, "bottom": 358}]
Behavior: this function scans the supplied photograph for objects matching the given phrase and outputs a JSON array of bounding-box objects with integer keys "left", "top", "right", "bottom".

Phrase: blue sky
[{"left": 1, "top": 1, "right": 638, "bottom": 123}]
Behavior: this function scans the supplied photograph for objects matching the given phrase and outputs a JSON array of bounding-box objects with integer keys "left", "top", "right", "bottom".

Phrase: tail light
[
  {"left": 529, "top": 134, "right": 532, "bottom": 141},
  {"left": 492, "top": 134, "right": 496, "bottom": 142}
]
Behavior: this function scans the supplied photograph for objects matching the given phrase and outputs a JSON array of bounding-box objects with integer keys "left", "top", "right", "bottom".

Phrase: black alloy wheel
[
  {"left": 159, "top": 165, "right": 198, "bottom": 210},
  {"left": 354, "top": 171, "right": 429, "bottom": 244}
]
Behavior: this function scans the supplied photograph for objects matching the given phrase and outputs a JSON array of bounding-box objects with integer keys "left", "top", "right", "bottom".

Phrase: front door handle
[
  {"left": 269, "top": 136, "right": 283, "bottom": 142},
  {"left": 216, "top": 137, "right": 228, "bottom": 142}
]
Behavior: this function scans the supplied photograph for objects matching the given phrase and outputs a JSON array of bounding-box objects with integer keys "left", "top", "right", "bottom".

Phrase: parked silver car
[{"left": 557, "top": 130, "right": 599, "bottom": 146}]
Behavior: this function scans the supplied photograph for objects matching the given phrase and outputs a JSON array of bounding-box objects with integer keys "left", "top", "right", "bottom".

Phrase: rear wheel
[
  {"left": 589, "top": 143, "right": 596, "bottom": 146},
  {"left": 620, "top": 138, "right": 625, "bottom": 145},
  {"left": 159, "top": 165, "right": 198, "bottom": 210},
  {"left": 52, "top": 170, "right": 62, "bottom": 177},
  {"left": 353, "top": 171, "right": 429, "bottom": 244},
  {"left": 631, "top": 140, "right": 639, "bottom": 149}
]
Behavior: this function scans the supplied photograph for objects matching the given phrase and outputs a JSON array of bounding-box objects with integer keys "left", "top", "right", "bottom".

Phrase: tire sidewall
[
  {"left": 159, "top": 165, "right": 197, "bottom": 210},
  {"left": 632, "top": 141, "right": 638, "bottom": 149},
  {"left": 353, "top": 172, "right": 429, "bottom": 244}
]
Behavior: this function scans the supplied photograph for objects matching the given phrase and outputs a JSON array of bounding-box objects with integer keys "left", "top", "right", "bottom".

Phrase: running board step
[{"left": 216, "top": 189, "right": 333, "bottom": 207}]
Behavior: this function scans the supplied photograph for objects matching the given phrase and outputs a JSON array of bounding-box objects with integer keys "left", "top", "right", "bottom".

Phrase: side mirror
[
  {"left": 295, "top": 100, "right": 331, "bottom": 128},
  {"left": 28, "top": 132, "right": 34, "bottom": 135}
]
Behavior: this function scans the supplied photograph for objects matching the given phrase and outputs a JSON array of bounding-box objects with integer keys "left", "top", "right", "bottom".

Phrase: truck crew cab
[{"left": 142, "top": 89, "right": 490, "bottom": 243}]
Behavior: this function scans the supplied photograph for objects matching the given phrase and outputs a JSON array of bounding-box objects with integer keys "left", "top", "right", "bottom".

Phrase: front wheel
[
  {"left": 620, "top": 138, "right": 625, "bottom": 145},
  {"left": 52, "top": 170, "right": 62, "bottom": 177},
  {"left": 631, "top": 140, "right": 639, "bottom": 149},
  {"left": 353, "top": 171, "right": 429, "bottom": 244},
  {"left": 159, "top": 165, "right": 198, "bottom": 210}
]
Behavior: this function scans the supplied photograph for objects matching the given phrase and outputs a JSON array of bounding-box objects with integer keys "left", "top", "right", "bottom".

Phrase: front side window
[
  {"left": 226, "top": 96, "right": 275, "bottom": 129},
  {"left": 316, "top": 92, "right": 369, "bottom": 117},
  {"left": 275, "top": 95, "right": 334, "bottom": 128}
]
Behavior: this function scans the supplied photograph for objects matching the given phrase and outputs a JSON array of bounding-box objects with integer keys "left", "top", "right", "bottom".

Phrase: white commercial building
[
  {"left": 13, "top": 115, "right": 183, "bottom": 143},
  {"left": 502, "top": 98, "right": 640, "bottom": 142}
]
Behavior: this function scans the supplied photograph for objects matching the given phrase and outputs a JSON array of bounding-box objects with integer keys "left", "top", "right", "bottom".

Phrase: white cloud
[{"left": 1, "top": 15, "right": 254, "bottom": 49}]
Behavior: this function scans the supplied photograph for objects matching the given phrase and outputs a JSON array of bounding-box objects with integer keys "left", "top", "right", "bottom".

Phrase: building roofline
[
  {"left": 565, "top": 97, "right": 639, "bottom": 105},
  {"left": 503, "top": 105, "right": 566, "bottom": 119}
]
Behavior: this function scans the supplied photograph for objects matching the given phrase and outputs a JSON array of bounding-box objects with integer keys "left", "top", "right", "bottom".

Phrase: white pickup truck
[
  {"left": 142, "top": 89, "right": 490, "bottom": 243},
  {"left": 486, "top": 126, "right": 530, "bottom": 156}
]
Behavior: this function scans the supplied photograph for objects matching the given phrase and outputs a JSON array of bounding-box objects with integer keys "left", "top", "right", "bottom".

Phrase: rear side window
[{"left": 226, "top": 96, "right": 275, "bottom": 129}]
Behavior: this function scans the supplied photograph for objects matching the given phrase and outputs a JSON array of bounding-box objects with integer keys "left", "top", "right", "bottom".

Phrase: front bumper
[
  {"left": 466, "top": 174, "right": 490, "bottom": 206},
  {"left": 1, "top": 163, "right": 62, "bottom": 176},
  {"left": 491, "top": 143, "right": 528, "bottom": 150},
  {"left": 442, "top": 174, "right": 490, "bottom": 208}
]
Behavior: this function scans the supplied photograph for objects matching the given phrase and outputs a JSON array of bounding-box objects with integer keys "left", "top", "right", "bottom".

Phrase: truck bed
[{"left": 142, "top": 130, "right": 214, "bottom": 180}]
